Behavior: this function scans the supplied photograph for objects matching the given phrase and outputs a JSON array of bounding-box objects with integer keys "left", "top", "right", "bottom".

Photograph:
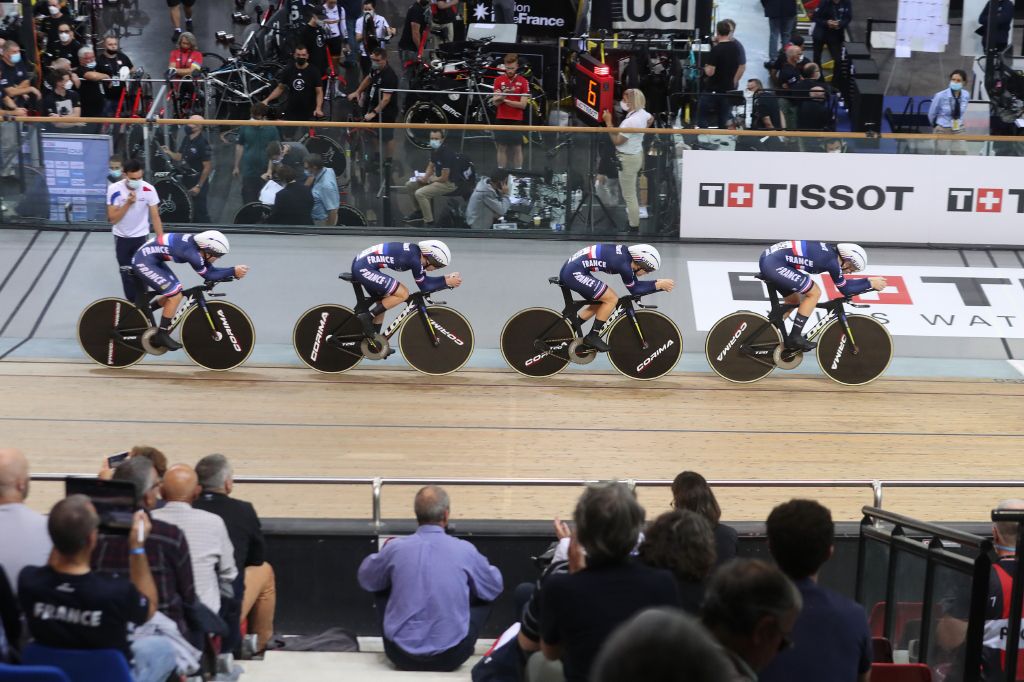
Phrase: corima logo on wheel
[
  {"left": 217, "top": 309, "right": 243, "bottom": 352},
  {"left": 717, "top": 322, "right": 747, "bottom": 362},
  {"left": 698, "top": 183, "right": 913, "bottom": 210},
  {"left": 636, "top": 339, "right": 674, "bottom": 373},
  {"left": 525, "top": 341, "right": 568, "bottom": 367},
  {"left": 310, "top": 311, "right": 329, "bottom": 361},
  {"left": 830, "top": 334, "right": 847, "bottom": 370},
  {"left": 430, "top": 319, "right": 464, "bottom": 346}
]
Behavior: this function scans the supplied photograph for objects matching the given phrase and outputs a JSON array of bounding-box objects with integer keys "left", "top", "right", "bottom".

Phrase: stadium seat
[
  {"left": 22, "top": 644, "right": 133, "bottom": 682},
  {"left": 873, "top": 636, "right": 894, "bottom": 663},
  {"left": 871, "top": 663, "right": 932, "bottom": 682},
  {"left": 869, "top": 601, "right": 924, "bottom": 643},
  {"left": 0, "top": 662, "right": 71, "bottom": 681}
]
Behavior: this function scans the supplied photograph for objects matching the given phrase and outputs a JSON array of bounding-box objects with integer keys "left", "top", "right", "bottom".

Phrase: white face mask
[
  {"left": 620, "top": 100, "right": 630, "bottom": 112},
  {"left": 827, "top": 148, "right": 842, "bottom": 153},
  {"left": 59, "top": 31, "right": 72, "bottom": 42},
  {"left": 48, "top": 4, "right": 60, "bottom": 14}
]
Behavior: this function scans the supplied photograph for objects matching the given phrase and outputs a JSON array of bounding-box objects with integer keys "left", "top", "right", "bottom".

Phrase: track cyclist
[
  {"left": 559, "top": 243, "right": 674, "bottom": 353},
  {"left": 131, "top": 230, "right": 250, "bottom": 350},
  {"left": 351, "top": 240, "right": 463, "bottom": 334},
  {"left": 758, "top": 240, "right": 887, "bottom": 352}
]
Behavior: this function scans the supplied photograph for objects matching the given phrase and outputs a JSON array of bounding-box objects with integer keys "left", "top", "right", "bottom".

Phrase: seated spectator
[
  {"left": 539, "top": 482, "right": 680, "bottom": 682},
  {"left": 358, "top": 485, "right": 502, "bottom": 672},
  {"left": 19, "top": 495, "right": 177, "bottom": 682},
  {"left": 702, "top": 558, "right": 802, "bottom": 680},
  {"left": 0, "top": 448, "right": 51, "bottom": 593},
  {"left": 41, "top": 69, "right": 81, "bottom": 126},
  {"left": 403, "top": 130, "right": 458, "bottom": 226},
  {"left": 1, "top": 42, "right": 41, "bottom": 114},
  {"left": 193, "top": 454, "right": 276, "bottom": 654},
  {"left": 465, "top": 170, "right": 511, "bottom": 230},
  {"left": 267, "top": 165, "right": 314, "bottom": 225},
  {"left": 791, "top": 63, "right": 834, "bottom": 131},
  {"left": 232, "top": 103, "right": 279, "bottom": 204},
  {"left": 671, "top": 471, "right": 738, "bottom": 565},
  {"left": 100, "top": 445, "right": 169, "bottom": 482},
  {"left": 306, "top": 153, "right": 340, "bottom": 227},
  {"left": 152, "top": 464, "right": 237, "bottom": 616},
  {"left": 638, "top": 510, "right": 717, "bottom": 614},
  {"left": 760, "top": 499, "right": 871, "bottom": 682},
  {"left": 591, "top": 608, "right": 731, "bottom": 682},
  {"left": 38, "top": 0, "right": 76, "bottom": 46}
]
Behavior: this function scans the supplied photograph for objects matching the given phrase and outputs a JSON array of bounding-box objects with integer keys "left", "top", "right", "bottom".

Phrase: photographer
[
  {"left": 354, "top": 0, "right": 395, "bottom": 78},
  {"left": 466, "top": 169, "right": 512, "bottom": 230},
  {"left": 41, "top": 68, "right": 80, "bottom": 127}
]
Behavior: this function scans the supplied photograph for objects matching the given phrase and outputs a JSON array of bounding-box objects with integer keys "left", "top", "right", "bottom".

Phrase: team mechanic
[
  {"left": 558, "top": 243, "right": 674, "bottom": 352},
  {"left": 759, "top": 240, "right": 887, "bottom": 351},
  {"left": 131, "top": 230, "right": 250, "bottom": 350}
]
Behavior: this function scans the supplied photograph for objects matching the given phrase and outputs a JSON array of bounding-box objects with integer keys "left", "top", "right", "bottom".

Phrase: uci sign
[{"left": 613, "top": 0, "right": 696, "bottom": 29}]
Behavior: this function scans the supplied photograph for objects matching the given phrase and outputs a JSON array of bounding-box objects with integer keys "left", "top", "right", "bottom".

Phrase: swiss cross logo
[
  {"left": 976, "top": 188, "right": 1002, "bottom": 212},
  {"left": 726, "top": 183, "right": 754, "bottom": 208},
  {"left": 698, "top": 182, "right": 755, "bottom": 207}
]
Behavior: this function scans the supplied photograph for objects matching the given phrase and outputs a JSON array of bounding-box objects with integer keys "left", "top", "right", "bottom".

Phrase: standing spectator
[
  {"left": 492, "top": 53, "right": 529, "bottom": 170},
  {"left": 699, "top": 21, "right": 743, "bottom": 128},
  {"left": 811, "top": 0, "right": 852, "bottom": 77},
  {"left": 193, "top": 454, "right": 276, "bottom": 654},
  {"left": 321, "top": 0, "right": 350, "bottom": 69},
  {"left": 152, "top": 464, "right": 238, "bottom": 616},
  {"left": 43, "top": 22, "right": 80, "bottom": 66},
  {"left": 465, "top": 169, "right": 511, "bottom": 230},
  {"left": 430, "top": 0, "right": 458, "bottom": 45},
  {"left": 402, "top": 130, "right": 457, "bottom": 226},
  {"left": 702, "top": 559, "right": 803, "bottom": 681},
  {"left": 354, "top": 0, "right": 395, "bottom": 77},
  {"left": 358, "top": 485, "right": 503, "bottom": 672},
  {"left": 306, "top": 153, "right": 340, "bottom": 226},
  {"left": 671, "top": 471, "right": 738, "bottom": 566},
  {"left": 106, "top": 159, "right": 164, "bottom": 303},
  {"left": 340, "top": 0, "right": 362, "bottom": 66},
  {"left": 75, "top": 46, "right": 107, "bottom": 119},
  {"left": 169, "top": 32, "right": 202, "bottom": 78},
  {"left": 263, "top": 44, "right": 324, "bottom": 131},
  {"left": 762, "top": 0, "right": 797, "bottom": 60},
  {"left": 41, "top": 68, "right": 81, "bottom": 126},
  {"left": 769, "top": 33, "right": 807, "bottom": 85},
  {"left": 602, "top": 87, "right": 652, "bottom": 233},
  {"left": 929, "top": 69, "right": 970, "bottom": 155},
  {"left": 39, "top": 0, "right": 75, "bottom": 45},
  {"left": 1, "top": 42, "right": 41, "bottom": 113},
  {"left": 0, "top": 449, "right": 50, "bottom": 593},
  {"left": 96, "top": 34, "right": 134, "bottom": 117},
  {"left": 160, "top": 115, "right": 212, "bottom": 223},
  {"left": 234, "top": 103, "right": 280, "bottom": 204},
  {"left": 398, "top": 0, "right": 430, "bottom": 104},
  {"left": 167, "top": 0, "right": 196, "bottom": 45},
  {"left": 760, "top": 499, "right": 872, "bottom": 682},
  {"left": 977, "top": 0, "right": 1014, "bottom": 52},
  {"left": 539, "top": 482, "right": 680, "bottom": 682},
  {"left": 19, "top": 497, "right": 177, "bottom": 682},
  {"left": 638, "top": 510, "right": 716, "bottom": 615},
  {"left": 348, "top": 47, "right": 398, "bottom": 160},
  {"left": 746, "top": 78, "right": 781, "bottom": 130},
  {"left": 722, "top": 18, "right": 748, "bottom": 79},
  {"left": 492, "top": 0, "right": 514, "bottom": 22},
  {"left": 267, "top": 165, "right": 314, "bottom": 224},
  {"left": 295, "top": 5, "right": 330, "bottom": 77}
]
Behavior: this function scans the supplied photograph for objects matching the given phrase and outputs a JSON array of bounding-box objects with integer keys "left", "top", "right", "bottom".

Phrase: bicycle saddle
[
  {"left": 119, "top": 265, "right": 134, "bottom": 273},
  {"left": 339, "top": 272, "right": 354, "bottom": 281},
  {"left": 547, "top": 276, "right": 561, "bottom": 285}
]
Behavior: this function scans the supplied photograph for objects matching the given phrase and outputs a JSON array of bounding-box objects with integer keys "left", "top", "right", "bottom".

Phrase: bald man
[
  {"left": 159, "top": 115, "right": 212, "bottom": 222},
  {"left": 0, "top": 448, "right": 51, "bottom": 592},
  {"left": 152, "top": 464, "right": 237, "bottom": 613}
]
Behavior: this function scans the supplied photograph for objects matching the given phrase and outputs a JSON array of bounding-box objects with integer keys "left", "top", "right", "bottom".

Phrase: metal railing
[{"left": 28, "top": 474, "right": 1024, "bottom": 528}]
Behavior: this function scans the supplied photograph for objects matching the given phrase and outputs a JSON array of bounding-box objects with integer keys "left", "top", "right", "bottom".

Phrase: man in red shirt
[{"left": 491, "top": 53, "right": 529, "bottom": 170}]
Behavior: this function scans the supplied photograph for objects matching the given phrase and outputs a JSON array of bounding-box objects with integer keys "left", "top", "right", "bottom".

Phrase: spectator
[
  {"left": 792, "top": 64, "right": 834, "bottom": 132},
  {"left": 747, "top": 78, "right": 781, "bottom": 130},
  {"left": 93, "top": 457, "right": 200, "bottom": 644},
  {"left": 159, "top": 115, "right": 212, "bottom": 223},
  {"left": 106, "top": 159, "right": 164, "bottom": 304},
  {"left": 466, "top": 169, "right": 511, "bottom": 230},
  {"left": 601, "top": 87, "right": 652, "bottom": 233},
  {"left": 929, "top": 69, "right": 970, "bottom": 155},
  {"left": 96, "top": 34, "right": 133, "bottom": 117},
  {"left": 193, "top": 454, "right": 276, "bottom": 654},
  {"left": 811, "top": 0, "right": 852, "bottom": 79},
  {"left": 41, "top": 68, "right": 81, "bottom": 127},
  {"left": 0, "top": 448, "right": 51, "bottom": 593},
  {"left": 492, "top": 53, "right": 530, "bottom": 170},
  {"left": 977, "top": 0, "right": 1014, "bottom": 52},
  {"left": 638, "top": 510, "right": 716, "bottom": 615},
  {"left": 267, "top": 165, "right": 314, "bottom": 225},
  {"left": 769, "top": 33, "right": 807, "bottom": 85},
  {"left": 74, "top": 45, "right": 106, "bottom": 118},
  {"left": 152, "top": 464, "right": 237, "bottom": 616},
  {"left": 233, "top": 103, "right": 280, "bottom": 204},
  {"left": 108, "top": 155, "right": 123, "bottom": 182},
  {"left": 762, "top": 0, "right": 797, "bottom": 60},
  {"left": 699, "top": 21, "right": 743, "bottom": 128},
  {"left": 776, "top": 44, "right": 804, "bottom": 128},
  {"left": 348, "top": 47, "right": 398, "bottom": 160},
  {"left": 101, "top": 446, "right": 170, "bottom": 481},
  {"left": 539, "top": 482, "right": 680, "bottom": 682},
  {"left": 340, "top": 0, "right": 362, "bottom": 67},
  {"left": 321, "top": 0, "right": 350, "bottom": 68},
  {"left": 398, "top": 0, "right": 431, "bottom": 66},
  {"left": 430, "top": 0, "right": 458, "bottom": 46},
  {"left": 263, "top": 44, "right": 324, "bottom": 131},
  {"left": 722, "top": 18, "right": 748, "bottom": 77},
  {"left": 671, "top": 471, "right": 738, "bottom": 566},
  {"left": 1, "top": 42, "right": 41, "bottom": 114},
  {"left": 263, "top": 140, "right": 309, "bottom": 180},
  {"left": 295, "top": 5, "right": 330, "bottom": 77},
  {"left": 167, "top": 0, "right": 196, "bottom": 46},
  {"left": 760, "top": 499, "right": 871, "bottom": 682},
  {"left": 591, "top": 608, "right": 731, "bottom": 682},
  {"left": 358, "top": 485, "right": 503, "bottom": 672},
  {"left": 306, "top": 153, "right": 340, "bottom": 226},
  {"left": 168, "top": 31, "right": 202, "bottom": 78},
  {"left": 43, "top": 21, "right": 80, "bottom": 66},
  {"left": 39, "top": 0, "right": 74, "bottom": 45},
  {"left": 702, "top": 559, "right": 803, "bottom": 680},
  {"left": 19, "top": 496, "right": 177, "bottom": 682},
  {"left": 823, "top": 138, "right": 847, "bottom": 153},
  {"left": 354, "top": 0, "right": 395, "bottom": 77},
  {"left": 403, "top": 130, "right": 457, "bottom": 226}
]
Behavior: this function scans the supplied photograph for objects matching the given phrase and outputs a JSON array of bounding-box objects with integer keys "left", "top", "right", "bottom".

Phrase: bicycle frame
[
  {"left": 340, "top": 276, "right": 442, "bottom": 349},
  {"left": 118, "top": 282, "right": 227, "bottom": 346},
  {"left": 532, "top": 281, "right": 653, "bottom": 353}
]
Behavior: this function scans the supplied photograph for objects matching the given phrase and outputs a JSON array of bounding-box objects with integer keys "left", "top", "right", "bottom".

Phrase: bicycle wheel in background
[
  {"left": 337, "top": 205, "right": 368, "bottom": 227},
  {"left": 293, "top": 304, "right": 365, "bottom": 373},
  {"left": 234, "top": 202, "right": 272, "bottom": 224},
  {"left": 77, "top": 298, "right": 149, "bottom": 368},
  {"left": 180, "top": 301, "right": 255, "bottom": 370},
  {"left": 404, "top": 102, "right": 447, "bottom": 149},
  {"left": 499, "top": 308, "right": 573, "bottom": 378},
  {"left": 154, "top": 179, "right": 193, "bottom": 223},
  {"left": 399, "top": 306, "right": 474, "bottom": 375},
  {"left": 705, "top": 312, "right": 780, "bottom": 383},
  {"left": 607, "top": 310, "right": 682, "bottom": 380},
  {"left": 816, "top": 315, "right": 893, "bottom": 386}
]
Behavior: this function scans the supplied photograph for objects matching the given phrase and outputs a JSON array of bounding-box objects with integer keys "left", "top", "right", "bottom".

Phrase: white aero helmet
[
  {"left": 837, "top": 243, "right": 867, "bottom": 272},
  {"left": 627, "top": 243, "right": 662, "bottom": 273},
  {"left": 195, "top": 230, "right": 230, "bottom": 256},
  {"left": 418, "top": 239, "right": 451, "bottom": 268}
]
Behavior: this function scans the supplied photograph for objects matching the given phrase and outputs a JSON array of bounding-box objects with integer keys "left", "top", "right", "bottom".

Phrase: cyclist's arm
[
  {"left": 410, "top": 259, "right": 448, "bottom": 293},
  {"left": 831, "top": 267, "right": 873, "bottom": 296},
  {"left": 621, "top": 270, "right": 657, "bottom": 296}
]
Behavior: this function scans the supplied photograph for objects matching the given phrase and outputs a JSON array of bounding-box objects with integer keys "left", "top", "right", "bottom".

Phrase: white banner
[
  {"left": 679, "top": 150, "right": 1024, "bottom": 246},
  {"left": 687, "top": 261, "right": 1024, "bottom": 338},
  {"left": 612, "top": 0, "right": 696, "bottom": 30}
]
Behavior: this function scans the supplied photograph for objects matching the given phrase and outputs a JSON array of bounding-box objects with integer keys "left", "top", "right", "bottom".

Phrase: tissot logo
[
  {"left": 698, "top": 183, "right": 913, "bottom": 210},
  {"left": 947, "top": 187, "right": 1024, "bottom": 213}
]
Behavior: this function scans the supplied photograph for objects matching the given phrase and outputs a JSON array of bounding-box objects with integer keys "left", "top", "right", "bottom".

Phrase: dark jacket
[
  {"left": 811, "top": 0, "right": 853, "bottom": 41},
  {"left": 268, "top": 181, "right": 314, "bottom": 225},
  {"left": 978, "top": 0, "right": 1014, "bottom": 50},
  {"left": 761, "top": 0, "right": 797, "bottom": 19}
]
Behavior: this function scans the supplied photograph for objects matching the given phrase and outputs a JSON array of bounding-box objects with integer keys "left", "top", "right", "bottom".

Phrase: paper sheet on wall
[{"left": 896, "top": 0, "right": 950, "bottom": 55}]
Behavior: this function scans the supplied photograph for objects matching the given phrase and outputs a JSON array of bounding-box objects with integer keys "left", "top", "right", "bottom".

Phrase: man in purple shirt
[{"left": 357, "top": 485, "right": 503, "bottom": 671}]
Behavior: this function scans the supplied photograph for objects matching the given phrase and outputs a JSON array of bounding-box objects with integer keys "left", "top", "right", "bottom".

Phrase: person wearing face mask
[
  {"left": 106, "top": 159, "right": 165, "bottom": 303},
  {"left": 263, "top": 45, "right": 324, "bottom": 133},
  {"left": 261, "top": 140, "right": 308, "bottom": 183},
  {"left": 74, "top": 46, "right": 107, "bottom": 119},
  {"left": 95, "top": 35, "right": 134, "bottom": 116},
  {"left": 348, "top": 47, "right": 398, "bottom": 159},
  {"left": 321, "top": 0, "right": 350, "bottom": 69},
  {"left": 168, "top": 31, "right": 202, "bottom": 78},
  {"left": 929, "top": 69, "right": 970, "bottom": 155},
  {"left": 466, "top": 169, "right": 512, "bottom": 230},
  {"left": 491, "top": 53, "right": 530, "bottom": 170},
  {"left": 159, "top": 114, "right": 213, "bottom": 222},
  {"left": 43, "top": 22, "right": 80, "bottom": 67},
  {"left": 41, "top": 68, "right": 80, "bottom": 128},
  {"left": 306, "top": 153, "right": 340, "bottom": 226},
  {"left": 602, "top": 88, "right": 653, "bottom": 233},
  {"left": 403, "top": 130, "right": 457, "bottom": 226},
  {"left": 1, "top": 41, "right": 40, "bottom": 115},
  {"left": 108, "top": 156, "right": 124, "bottom": 183},
  {"left": 39, "top": 0, "right": 75, "bottom": 46},
  {"left": 233, "top": 102, "right": 280, "bottom": 204},
  {"left": 295, "top": 5, "right": 330, "bottom": 77},
  {"left": 354, "top": 0, "right": 395, "bottom": 78}
]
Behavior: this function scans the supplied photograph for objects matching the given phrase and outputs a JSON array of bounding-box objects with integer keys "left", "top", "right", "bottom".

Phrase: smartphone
[{"left": 107, "top": 451, "right": 130, "bottom": 468}]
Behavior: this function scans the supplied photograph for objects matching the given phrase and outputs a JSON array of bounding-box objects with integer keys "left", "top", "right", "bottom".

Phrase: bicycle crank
[
  {"left": 141, "top": 328, "right": 169, "bottom": 356},
  {"left": 567, "top": 339, "right": 597, "bottom": 365},
  {"left": 772, "top": 345, "right": 803, "bottom": 370},
  {"left": 360, "top": 333, "right": 392, "bottom": 360}
]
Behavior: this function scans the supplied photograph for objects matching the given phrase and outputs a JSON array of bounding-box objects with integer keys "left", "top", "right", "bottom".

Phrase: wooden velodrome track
[{"left": 1, "top": 359, "right": 1023, "bottom": 523}]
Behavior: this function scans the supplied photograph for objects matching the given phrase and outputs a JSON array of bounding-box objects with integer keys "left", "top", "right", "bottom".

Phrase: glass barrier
[
  {"left": 925, "top": 562, "right": 975, "bottom": 681},
  {"left": 3, "top": 116, "right": 1024, "bottom": 235},
  {"left": 858, "top": 534, "right": 891, "bottom": 633}
]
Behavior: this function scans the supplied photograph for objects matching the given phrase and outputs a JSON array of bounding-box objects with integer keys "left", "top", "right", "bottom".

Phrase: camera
[
  {"left": 232, "top": 11, "right": 252, "bottom": 24},
  {"left": 216, "top": 31, "right": 235, "bottom": 45}
]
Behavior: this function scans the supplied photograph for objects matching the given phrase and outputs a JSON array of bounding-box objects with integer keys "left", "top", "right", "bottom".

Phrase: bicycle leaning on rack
[
  {"left": 500, "top": 277, "right": 682, "bottom": 380},
  {"left": 77, "top": 270, "right": 255, "bottom": 371},
  {"left": 704, "top": 274, "right": 893, "bottom": 385},
  {"left": 292, "top": 272, "right": 474, "bottom": 376}
]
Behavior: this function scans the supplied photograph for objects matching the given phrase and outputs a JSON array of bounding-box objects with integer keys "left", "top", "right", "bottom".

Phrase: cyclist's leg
[
  {"left": 132, "top": 258, "right": 183, "bottom": 349},
  {"left": 562, "top": 269, "right": 614, "bottom": 351},
  {"left": 353, "top": 268, "right": 406, "bottom": 332},
  {"left": 578, "top": 302, "right": 602, "bottom": 322}
]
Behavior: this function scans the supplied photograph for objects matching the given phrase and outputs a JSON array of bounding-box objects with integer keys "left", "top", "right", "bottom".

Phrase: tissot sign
[
  {"left": 679, "top": 150, "right": 1024, "bottom": 246},
  {"left": 612, "top": 0, "right": 696, "bottom": 30},
  {"left": 688, "top": 261, "right": 1024, "bottom": 339}
]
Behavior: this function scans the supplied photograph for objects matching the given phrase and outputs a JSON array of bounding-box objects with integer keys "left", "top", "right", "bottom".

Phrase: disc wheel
[
  {"left": 154, "top": 179, "right": 193, "bottom": 223},
  {"left": 815, "top": 314, "right": 893, "bottom": 386},
  {"left": 337, "top": 205, "right": 368, "bottom": 227},
  {"left": 180, "top": 301, "right": 255, "bottom": 370},
  {"left": 293, "top": 304, "right": 365, "bottom": 373},
  {"left": 303, "top": 134, "right": 347, "bottom": 178},
  {"left": 77, "top": 298, "right": 149, "bottom": 368},
  {"left": 607, "top": 310, "right": 683, "bottom": 380},
  {"left": 404, "top": 101, "right": 448, "bottom": 149},
  {"left": 233, "top": 202, "right": 272, "bottom": 224},
  {"left": 705, "top": 312, "right": 781, "bottom": 383},
  {"left": 499, "top": 308, "right": 574, "bottom": 378},
  {"left": 399, "top": 306, "right": 474, "bottom": 375}
]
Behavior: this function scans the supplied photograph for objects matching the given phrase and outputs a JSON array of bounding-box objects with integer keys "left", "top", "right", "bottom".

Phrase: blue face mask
[
  {"left": 126, "top": 178, "right": 141, "bottom": 190},
  {"left": 949, "top": 81, "right": 963, "bottom": 92},
  {"left": 429, "top": 139, "right": 442, "bottom": 149},
  {"left": 108, "top": 168, "right": 122, "bottom": 179},
  {"left": 9, "top": 53, "right": 20, "bottom": 64}
]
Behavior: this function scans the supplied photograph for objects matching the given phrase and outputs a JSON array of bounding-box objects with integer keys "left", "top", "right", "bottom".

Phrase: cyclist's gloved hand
[
  {"left": 868, "top": 276, "right": 887, "bottom": 292},
  {"left": 234, "top": 265, "right": 250, "bottom": 279}
]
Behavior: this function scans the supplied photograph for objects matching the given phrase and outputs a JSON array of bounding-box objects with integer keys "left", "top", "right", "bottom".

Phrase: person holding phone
[{"left": 106, "top": 159, "right": 164, "bottom": 304}]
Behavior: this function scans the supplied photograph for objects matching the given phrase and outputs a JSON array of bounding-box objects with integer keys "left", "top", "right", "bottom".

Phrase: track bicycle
[
  {"left": 704, "top": 275, "right": 893, "bottom": 385},
  {"left": 500, "top": 277, "right": 682, "bottom": 380},
  {"left": 77, "top": 271, "right": 255, "bottom": 371},
  {"left": 292, "top": 272, "right": 474, "bottom": 375}
]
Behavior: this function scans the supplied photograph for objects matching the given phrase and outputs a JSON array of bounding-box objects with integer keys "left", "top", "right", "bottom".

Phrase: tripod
[{"left": 567, "top": 134, "right": 617, "bottom": 232}]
